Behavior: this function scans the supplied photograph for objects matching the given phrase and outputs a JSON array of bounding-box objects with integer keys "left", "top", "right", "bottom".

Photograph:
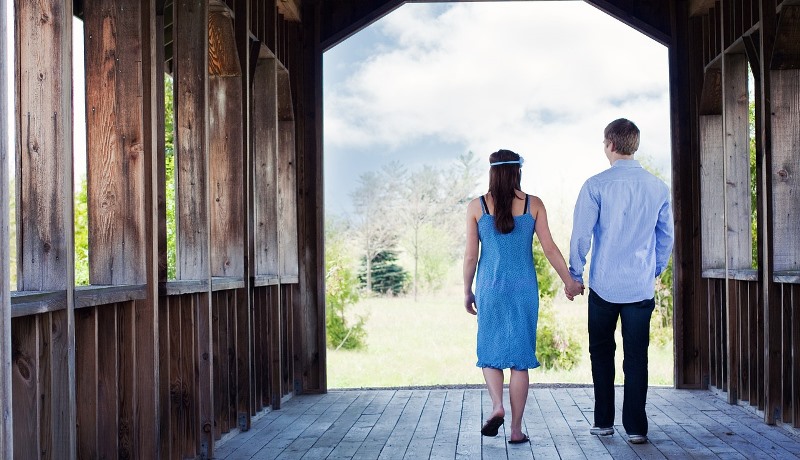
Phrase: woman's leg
[
  {"left": 509, "top": 369, "right": 529, "bottom": 440},
  {"left": 482, "top": 367, "right": 505, "bottom": 419}
]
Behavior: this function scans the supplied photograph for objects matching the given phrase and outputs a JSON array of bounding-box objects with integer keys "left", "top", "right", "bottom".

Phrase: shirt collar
[{"left": 611, "top": 159, "right": 641, "bottom": 168}]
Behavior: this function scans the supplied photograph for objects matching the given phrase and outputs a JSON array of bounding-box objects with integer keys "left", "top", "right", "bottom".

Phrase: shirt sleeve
[
  {"left": 569, "top": 180, "right": 599, "bottom": 282},
  {"left": 654, "top": 191, "right": 675, "bottom": 277}
]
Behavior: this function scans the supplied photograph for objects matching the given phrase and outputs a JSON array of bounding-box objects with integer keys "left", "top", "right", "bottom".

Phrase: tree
[
  {"left": 398, "top": 166, "right": 442, "bottom": 300},
  {"left": 351, "top": 163, "right": 405, "bottom": 292},
  {"left": 359, "top": 250, "right": 408, "bottom": 295}
]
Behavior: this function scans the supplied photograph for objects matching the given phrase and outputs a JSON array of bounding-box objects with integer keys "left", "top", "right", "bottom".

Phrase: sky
[{"left": 323, "top": 1, "right": 671, "bottom": 237}]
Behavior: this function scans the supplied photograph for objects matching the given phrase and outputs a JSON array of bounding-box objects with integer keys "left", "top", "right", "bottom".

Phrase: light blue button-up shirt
[{"left": 569, "top": 159, "right": 674, "bottom": 303}]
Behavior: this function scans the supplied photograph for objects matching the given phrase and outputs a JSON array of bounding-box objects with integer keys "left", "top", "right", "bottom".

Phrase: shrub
[
  {"left": 326, "top": 219, "right": 367, "bottom": 350},
  {"left": 533, "top": 239, "right": 582, "bottom": 370}
]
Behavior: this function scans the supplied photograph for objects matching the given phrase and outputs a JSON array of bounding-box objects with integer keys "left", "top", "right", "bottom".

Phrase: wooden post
[
  {"left": 0, "top": 0, "right": 13, "bottom": 455},
  {"left": 82, "top": 0, "right": 160, "bottom": 456},
  {"left": 234, "top": 0, "right": 254, "bottom": 428},
  {"left": 721, "top": 50, "right": 751, "bottom": 403},
  {"left": 252, "top": 55, "right": 282, "bottom": 408},
  {"left": 670, "top": 0, "right": 705, "bottom": 389},
  {"left": 175, "top": 0, "right": 214, "bottom": 455},
  {"left": 758, "top": 0, "right": 780, "bottom": 426},
  {"left": 291, "top": 0, "right": 326, "bottom": 394},
  {"left": 139, "top": 0, "right": 161, "bottom": 456},
  {"left": 14, "top": 1, "right": 76, "bottom": 458}
]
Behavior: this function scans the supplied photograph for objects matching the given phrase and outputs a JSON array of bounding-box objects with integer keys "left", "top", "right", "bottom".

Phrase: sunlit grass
[{"left": 327, "top": 282, "right": 674, "bottom": 388}]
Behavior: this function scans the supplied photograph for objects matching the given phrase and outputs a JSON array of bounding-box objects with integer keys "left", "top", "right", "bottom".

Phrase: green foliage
[
  {"left": 536, "top": 299, "right": 582, "bottom": 371},
  {"left": 749, "top": 96, "right": 758, "bottom": 269},
  {"left": 360, "top": 250, "right": 409, "bottom": 295},
  {"left": 416, "top": 224, "right": 453, "bottom": 292},
  {"left": 326, "top": 219, "right": 366, "bottom": 350},
  {"left": 533, "top": 239, "right": 582, "bottom": 370},
  {"left": 74, "top": 177, "right": 90, "bottom": 285},
  {"left": 651, "top": 256, "right": 674, "bottom": 346},
  {"left": 165, "top": 75, "right": 177, "bottom": 280}
]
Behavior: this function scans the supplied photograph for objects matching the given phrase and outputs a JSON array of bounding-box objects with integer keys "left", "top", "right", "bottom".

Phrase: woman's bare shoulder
[
  {"left": 466, "top": 196, "right": 483, "bottom": 216},
  {"left": 527, "top": 194, "right": 547, "bottom": 216}
]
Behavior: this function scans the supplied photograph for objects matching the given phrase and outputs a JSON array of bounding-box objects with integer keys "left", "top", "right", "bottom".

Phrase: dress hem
[{"left": 476, "top": 361, "right": 541, "bottom": 371}]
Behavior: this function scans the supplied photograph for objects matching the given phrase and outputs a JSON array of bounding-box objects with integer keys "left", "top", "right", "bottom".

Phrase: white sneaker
[
  {"left": 628, "top": 434, "right": 648, "bottom": 444},
  {"left": 590, "top": 426, "right": 614, "bottom": 436}
]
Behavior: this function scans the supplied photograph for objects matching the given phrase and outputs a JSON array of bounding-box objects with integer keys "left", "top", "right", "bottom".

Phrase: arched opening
[{"left": 322, "top": 1, "right": 673, "bottom": 388}]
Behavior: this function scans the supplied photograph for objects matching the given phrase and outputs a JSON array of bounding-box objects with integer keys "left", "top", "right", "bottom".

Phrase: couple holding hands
[{"left": 463, "top": 118, "right": 675, "bottom": 445}]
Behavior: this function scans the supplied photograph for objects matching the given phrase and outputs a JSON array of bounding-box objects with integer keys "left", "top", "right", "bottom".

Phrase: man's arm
[
  {"left": 654, "top": 194, "right": 675, "bottom": 277},
  {"left": 569, "top": 181, "right": 599, "bottom": 283}
]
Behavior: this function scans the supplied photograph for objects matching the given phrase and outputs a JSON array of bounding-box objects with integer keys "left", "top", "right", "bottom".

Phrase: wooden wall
[
  {"left": 0, "top": 0, "right": 11, "bottom": 456},
  {"left": 677, "top": 0, "right": 800, "bottom": 429},
  {"left": 3, "top": 0, "right": 322, "bottom": 458}
]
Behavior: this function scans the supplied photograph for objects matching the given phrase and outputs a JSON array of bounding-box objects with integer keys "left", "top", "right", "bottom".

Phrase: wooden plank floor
[{"left": 214, "top": 387, "right": 800, "bottom": 459}]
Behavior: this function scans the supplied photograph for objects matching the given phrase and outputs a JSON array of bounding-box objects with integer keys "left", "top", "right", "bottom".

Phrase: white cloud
[{"left": 323, "top": 1, "right": 672, "bottom": 229}]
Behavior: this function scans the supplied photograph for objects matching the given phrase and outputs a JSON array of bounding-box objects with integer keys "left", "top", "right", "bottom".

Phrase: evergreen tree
[{"left": 359, "top": 250, "right": 409, "bottom": 295}]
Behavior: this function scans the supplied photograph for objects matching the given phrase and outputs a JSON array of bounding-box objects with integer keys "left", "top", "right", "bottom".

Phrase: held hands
[
  {"left": 564, "top": 279, "right": 585, "bottom": 301},
  {"left": 464, "top": 291, "right": 477, "bottom": 315}
]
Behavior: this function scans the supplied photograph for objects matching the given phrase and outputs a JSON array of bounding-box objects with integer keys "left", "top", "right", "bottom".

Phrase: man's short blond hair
[{"left": 604, "top": 118, "right": 640, "bottom": 155}]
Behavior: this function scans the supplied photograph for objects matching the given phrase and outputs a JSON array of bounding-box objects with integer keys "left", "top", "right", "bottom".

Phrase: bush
[
  {"left": 325, "top": 263, "right": 367, "bottom": 350},
  {"left": 533, "top": 239, "right": 582, "bottom": 370},
  {"left": 326, "top": 219, "right": 367, "bottom": 350},
  {"left": 536, "top": 299, "right": 582, "bottom": 371}
]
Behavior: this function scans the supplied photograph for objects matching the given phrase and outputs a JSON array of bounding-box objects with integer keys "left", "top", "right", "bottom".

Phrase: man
[{"left": 567, "top": 118, "right": 674, "bottom": 445}]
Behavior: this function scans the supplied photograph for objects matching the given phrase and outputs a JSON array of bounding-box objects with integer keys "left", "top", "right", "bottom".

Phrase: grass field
[{"left": 327, "top": 283, "right": 675, "bottom": 389}]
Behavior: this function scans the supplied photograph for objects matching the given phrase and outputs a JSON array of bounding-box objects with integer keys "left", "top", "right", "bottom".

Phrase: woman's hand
[
  {"left": 465, "top": 291, "right": 477, "bottom": 315},
  {"left": 564, "top": 279, "right": 585, "bottom": 301}
]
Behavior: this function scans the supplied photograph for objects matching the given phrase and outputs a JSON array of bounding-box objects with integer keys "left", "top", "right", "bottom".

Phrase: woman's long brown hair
[{"left": 488, "top": 149, "right": 522, "bottom": 234}]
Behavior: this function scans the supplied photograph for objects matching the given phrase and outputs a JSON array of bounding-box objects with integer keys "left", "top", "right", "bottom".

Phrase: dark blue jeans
[{"left": 588, "top": 289, "right": 654, "bottom": 436}]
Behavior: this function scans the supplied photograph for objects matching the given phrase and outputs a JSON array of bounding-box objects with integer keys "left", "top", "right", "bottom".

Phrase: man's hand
[
  {"left": 465, "top": 291, "right": 477, "bottom": 315},
  {"left": 564, "top": 279, "right": 585, "bottom": 301}
]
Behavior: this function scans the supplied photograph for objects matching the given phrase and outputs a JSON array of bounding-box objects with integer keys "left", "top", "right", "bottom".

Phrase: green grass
[{"left": 327, "top": 283, "right": 675, "bottom": 389}]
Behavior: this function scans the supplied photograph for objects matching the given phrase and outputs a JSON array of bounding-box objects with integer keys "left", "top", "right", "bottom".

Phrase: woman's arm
[
  {"left": 532, "top": 196, "right": 584, "bottom": 299},
  {"left": 463, "top": 199, "right": 481, "bottom": 315}
]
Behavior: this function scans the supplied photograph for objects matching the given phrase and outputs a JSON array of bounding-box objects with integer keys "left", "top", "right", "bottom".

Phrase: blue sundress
[{"left": 475, "top": 194, "right": 541, "bottom": 370}]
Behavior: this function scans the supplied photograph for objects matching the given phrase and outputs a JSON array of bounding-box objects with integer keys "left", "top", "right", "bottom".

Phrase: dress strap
[
  {"left": 479, "top": 196, "right": 489, "bottom": 215},
  {"left": 525, "top": 194, "right": 530, "bottom": 214}
]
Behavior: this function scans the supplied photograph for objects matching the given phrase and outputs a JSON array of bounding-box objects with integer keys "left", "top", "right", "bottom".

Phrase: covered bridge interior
[{"left": 0, "top": 0, "right": 798, "bottom": 458}]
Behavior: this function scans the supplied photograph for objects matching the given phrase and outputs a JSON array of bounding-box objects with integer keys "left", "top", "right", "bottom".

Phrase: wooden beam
[
  {"left": 15, "top": 0, "right": 76, "bottom": 458},
  {"left": 0, "top": 0, "right": 12, "bottom": 454},
  {"left": 136, "top": 2, "right": 161, "bottom": 454},
  {"left": 700, "top": 115, "right": 725, "bottom": 270},
  {"left": 253, "top": 58, "right": 280, "bottom": 277},
  {"left": 585, "top": 0, "right": 672, "bottom": 46},
  {"left": 758, "top": 0, "right": 781, "bottom": 426},
  {"left": 690, "top": 0, "right": 717, "bottom": 16},
  {"left": 296, "top": 1, "right": 326, "bottom": 393},
  {"left": 277, "top": 0, "right": 301, "bottom": 22},
  {"left": 699, "top": 67, "right": 723, "bottom": 115},
  {"left": 277, "top": 68, "right": 299, "bottom": 278},
  {"left": 770, "top": 69, "right": 800, "bottom": 272},
  {"left": 320, "top": 0, "right": 403, "bottom": 51},
  {"left": 84, "top": 0, "right": 148, "bottom": 286},
  {"left": 174, "top": 0, "right": 215, "bottom": 456},
  {"left": 722, "top": 53, "right": 752, "bottom": 271},
  {"left": 671, "top": 0, "right": 707, "bottom": 389},
  {"left": 771, "top": 5, "right": 800, "bottom": 69},
  {"left": 234, "top": 0, "right": 254, "bottom": 430}
]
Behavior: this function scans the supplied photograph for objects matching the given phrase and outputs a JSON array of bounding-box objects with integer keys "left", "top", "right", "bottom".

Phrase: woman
[{"left": 463, "top": 149, "right": 583, "bottom": 444}]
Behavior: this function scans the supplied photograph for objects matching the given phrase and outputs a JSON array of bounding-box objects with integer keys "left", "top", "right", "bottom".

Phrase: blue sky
[{"left": 323, "top": 1, "right": 671, "bottom": 238}]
